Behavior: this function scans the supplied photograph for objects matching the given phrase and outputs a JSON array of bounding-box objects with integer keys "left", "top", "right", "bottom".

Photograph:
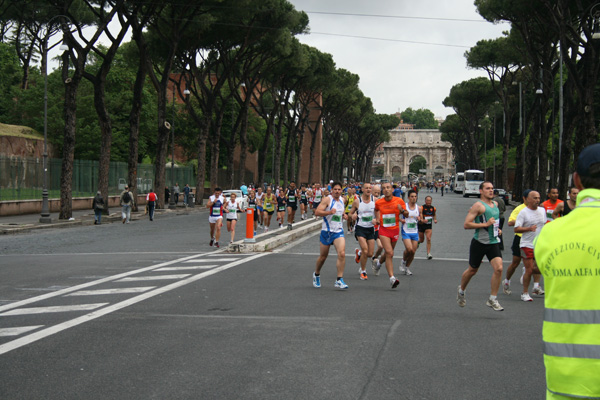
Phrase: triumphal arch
[{"left": 381, "top": 127, "right": 453, "bottom": 181}]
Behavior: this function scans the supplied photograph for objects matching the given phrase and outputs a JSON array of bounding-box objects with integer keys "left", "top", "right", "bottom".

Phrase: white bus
[
  {"left": 463, "top": 169, "right": 484, "bottom": 197},
  {"left": 454, "top": 172, "right": 465, "bottom": 193}
]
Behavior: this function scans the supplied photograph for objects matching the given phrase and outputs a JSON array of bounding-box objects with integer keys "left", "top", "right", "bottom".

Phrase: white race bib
[{"left": 382, "top": 213, "right": 396, "bottom": 228}]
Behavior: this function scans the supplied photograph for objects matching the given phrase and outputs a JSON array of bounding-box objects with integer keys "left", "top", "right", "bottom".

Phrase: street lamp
[{"left": 40, "top": 16, "right": 70, "bottom": 223}]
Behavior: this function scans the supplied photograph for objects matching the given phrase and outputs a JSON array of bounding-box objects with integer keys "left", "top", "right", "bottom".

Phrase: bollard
[{"left": 245, "top": 208, "right": 256, "bottom": 243}]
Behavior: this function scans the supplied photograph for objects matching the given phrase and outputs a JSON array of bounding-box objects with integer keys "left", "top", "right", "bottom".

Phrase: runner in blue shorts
[{"left": 400, "top": 190, "right": 421, "bottom": 276}]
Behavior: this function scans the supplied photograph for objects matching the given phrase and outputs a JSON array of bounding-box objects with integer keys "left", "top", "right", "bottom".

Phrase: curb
[{"left": 227, "top": 220, "right": 322, "bottom": 253}]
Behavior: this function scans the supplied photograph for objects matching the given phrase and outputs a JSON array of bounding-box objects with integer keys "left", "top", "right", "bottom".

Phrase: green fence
[{"left": 0, "top": 155, "right": 195, "bottom": 201}]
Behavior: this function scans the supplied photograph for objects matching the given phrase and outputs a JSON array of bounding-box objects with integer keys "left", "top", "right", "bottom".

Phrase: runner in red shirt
[
  {"left": 541, "top": 187, "right": 563, "bottom": 224},
  {"left": 374, "top": 182, "right": 408, "bottom": 289}
]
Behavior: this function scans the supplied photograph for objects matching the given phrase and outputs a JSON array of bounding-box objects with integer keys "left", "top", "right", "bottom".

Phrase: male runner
[
  {"left": 207, "top": 187, "right": 225, "bottom": 248},
  {"left": 371, "top": 184, "right": 385, "bottom": 275},
  {"left": 299, "top": 184, "right": 309, "bottom": 220},
  {"left": 551, "top": 186, "right": 579, "bottom": 218},
  {"left": 418, "top": 195, "right": 437, "bottom": 260},
  {"left": 255, "top": 186, "right": 265, "bottom": 228},
  {"left": 514, "top": 189, "right": 546, "bottom": 302},
  {"left": 286, "top": 181, "right": 299, "bottom": 230},
  {"left": 349, "top": 182, "right": 375, "bottom": 280},
  {"left": 313, "top": 182, "right": 349, "bottom": 290},
  {"left": 345, "top": 186, "right": 358, "bottom": 234},
  {"left": 400, "top": 190, "right": 421, "bottom": 275},
  {"left": 262, "top": 187, "right": 276, "bottom": 232},
  {"left": 312, "top": 183, "right": 323, "bottom": 218},
  {"left": 457, "top": 181, "right": 504, "bottom": 311},
  {"left": 373, "top": 182, "right": 407, "bottom": 288},
  {"left": 541, "top": 187, "right": 563, "bottom": 223}
]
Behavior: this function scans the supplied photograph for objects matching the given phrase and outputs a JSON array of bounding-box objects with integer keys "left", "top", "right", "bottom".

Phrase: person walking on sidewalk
[
  {"left": 146, "top": 188, "right": 157, "bottom": 221},
  {"left": 173, "top": 183, "right": 180, "bottom": 205},
  {"left": 92, "top": 191, "right": 104, "bottom": 225},
  {"left": 120, "top": 185, "right": 134, "bottom": 224},
  {"left": 457, "top": 181, "right": 504, "bottom": 311},
  {"left": 183, "top": 184, "right": 190, "bottom": 206}
]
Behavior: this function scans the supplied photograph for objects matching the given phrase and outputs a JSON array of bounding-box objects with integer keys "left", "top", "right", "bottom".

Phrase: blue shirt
[
  {"left": 240, "top": 185, "right": 248, "bottom": 196},
  {"left": 393, "top": 188, "right": 402, "bottom": 198}
]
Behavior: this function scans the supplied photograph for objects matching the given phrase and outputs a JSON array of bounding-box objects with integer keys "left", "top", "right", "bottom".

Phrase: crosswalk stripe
[
  {"left": 65, "top": 287, "right": 156, "bottom": 296},
  {"left": 0, "top": 303, "right": 108, "bottom": 316},
  {"left": 183, "top": 259, "right": 239, "bottom": 263},
  {"left": 116, "top": 274, "right": 190, "bottom": 282},
  {"left": 154, "top": 266, "right": 217, "bottom": 271},
  {"left": 0, "top": 326, "right": 44, "bottom": 337}
]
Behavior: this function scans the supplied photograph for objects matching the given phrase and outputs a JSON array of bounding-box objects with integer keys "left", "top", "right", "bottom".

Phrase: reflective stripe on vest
[
  {"left": 544, "top": 342, "right": 600, "bottom": 359},
  {"left": 545, "top": 308, "right": 600, "bottom": 324}
]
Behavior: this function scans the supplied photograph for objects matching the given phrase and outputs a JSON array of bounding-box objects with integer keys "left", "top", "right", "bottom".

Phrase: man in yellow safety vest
[{"left": 535, "top": 143, "right": 600, "bottom": 399}]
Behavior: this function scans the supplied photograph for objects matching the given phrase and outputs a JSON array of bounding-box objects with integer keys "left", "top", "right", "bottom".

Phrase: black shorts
[
  {"left": 418, "top": 223, "right": 432, "bottom": 233},
  {"left": 354, "top": 225, "right": 375, "bottom": 241},
  {"left": 226, "top": 218, "right": 237, "bottom": 222},
  {"left": 300, "top": 199, "right": 308, "bottom": 205},
  {"left": 374, "top": 230, "right": 379, "bottom": 240},
  {"left": 312, "top": 202, "right": 320, "bottom": 209},
  {"left": 265, "top": 210, "right": 274, "bottom": 216},
  {"left": 287, "top": 204, "right": 297, "bottom": 211},
  {"left": 469, "top": 238, "right": 502, "bottom": 269},
  {"left": 511, "top": 235, "right": 521, "bottom": 258}
]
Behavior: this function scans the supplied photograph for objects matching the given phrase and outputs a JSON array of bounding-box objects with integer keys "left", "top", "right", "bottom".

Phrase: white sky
[{"left": 287, "top": 0, "right": 509, "bottom": 118}]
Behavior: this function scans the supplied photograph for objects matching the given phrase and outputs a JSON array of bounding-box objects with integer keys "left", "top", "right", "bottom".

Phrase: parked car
[
  {"left": 222, "top": 189, "right": 248, "bottom": 211},
  {"left": 495, "top": 188, "right": 510, "bottom": 204}
]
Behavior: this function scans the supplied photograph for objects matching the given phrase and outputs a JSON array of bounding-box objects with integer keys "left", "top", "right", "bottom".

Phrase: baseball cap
[{"left": 576, "top": 143, "right": 600, "bottom": 177}]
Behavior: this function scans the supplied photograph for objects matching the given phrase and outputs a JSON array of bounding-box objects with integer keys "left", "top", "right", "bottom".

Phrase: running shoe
[
  {"left": 457, "top": 286, "right": 466, "bottom": 307},
  {"left": 214, "top": 241, "right": 219, "bottom": 248},
  {"left": 372, "top": 259, "right": 381, "bottom": 276},
  {"left": 405, "top": 268, "right": 413, "bottom": 276},
  {"left": 334, "top": 278, "right": 348, "bottom": 289},
  {"left": 209, "top": 238, "right": 214, "bottom": 246},
  {"left": 427, "top": 253, "right": 433, "bottom": 260},
  {"left": 521, "top": 293, "right": 533, "bottom": 302},
  {"left": 399, "top": 260, "right": 407, "bottom": 275},
  {"left": 520, "top": 266, "right": 525, "bottom": 285},
  {"left": 354, "top": 248, "right": 360, "bottom": 264},
  {"left": 390, "top": 276, "right": 400, "bottom": 289},
  {"left": 359, "top": 270, "right": 368, "bottom": 280},
  {"left": 503, "top": 281, "right": 512, "bottom": 295},
  {"left": 312, "top": 272, "right": 321, "bottom": 288},
  {"left": 532, "top": 286, "right": 545, "bottom": 295},
  {"left": 265, "top": 228, "right": 269, "bottom": 232},
  {"left": 486, "top": 298, "right": 504, "bottom": 311}
]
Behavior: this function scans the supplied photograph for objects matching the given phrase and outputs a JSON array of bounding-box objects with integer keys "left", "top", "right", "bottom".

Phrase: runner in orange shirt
[
  {"left": 374, "top": 182, "right": 408, "bottom": 289},
  {"left": 541, "top": 187, "right": 563, "bottom": 223}
]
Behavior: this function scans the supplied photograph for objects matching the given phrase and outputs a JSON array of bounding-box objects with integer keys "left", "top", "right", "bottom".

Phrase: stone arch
[
  {"left": 391, "top": 166, "right": 402, "bottom": 180},
  {"left": 408, "top": 154, "right": 428, "bottom": 175}
]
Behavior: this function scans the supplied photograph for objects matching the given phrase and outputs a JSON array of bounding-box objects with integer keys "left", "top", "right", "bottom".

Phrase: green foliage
[{"left": 399, "top": 107, "right": 438, "bottom": 129}]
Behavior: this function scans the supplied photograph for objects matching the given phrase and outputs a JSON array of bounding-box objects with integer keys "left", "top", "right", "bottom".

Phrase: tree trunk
[
  {"left": 154, "top": 91, "right": 170, "bottom": 209},
  {"left": 59, "top": 76, "right": 79, "bottom": 220},
  {"left": 94, "top": 78, "right": 112, "bottom": 215},
  {"left": 196, "top": 123, "right": 209, "bottom": 205},
  {"left": 237, "top": 107, "right": 249, "bottom": 186},
  {"left": 210, "top": 109, "right": 225, "bottom": 192},
  {"left": 128, "top": 51, "right": 146, "bottom": 212}
]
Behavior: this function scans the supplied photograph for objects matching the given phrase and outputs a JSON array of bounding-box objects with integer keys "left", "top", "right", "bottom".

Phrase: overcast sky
[{"left": 287, "top": 0, "right": 509, "bottom": 119}]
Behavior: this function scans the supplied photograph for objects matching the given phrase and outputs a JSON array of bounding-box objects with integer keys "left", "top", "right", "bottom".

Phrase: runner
[
  {"left": 286, "top": 181, "right": 299, "bottom": 230},
  {"left": 373, "top": 182, "right": 407, "bottom": 289},
  {"left": 224, "top": 193, "right": 243, "bottom": 244},
  {"left": 551, "top": 186, "right": 579, "bottom": 218},
  {"left": 206, "top": 187, "right": 225, "bottom": 248},
  {"left": 255, "top": 186, "right": 265, "bottom": 228},
  {"left": 246, "top": 189, "right": 259, "bottom": 235},
  {"left": 312, "top": 183, "right": 323, "bottom": 219},
  {"left": 345, "top": 186, "right": 358, "bottom": 234},
  {"left": 513, "top": 190, "right": 546, "bottom": 302},
  {"left": 349, "top": 182, "right": 375, "bottom": 280},
  {"left": 299, "top": 184, "right": 309, "bottom": 220},
  {"left": 399, "top": 190, "right": 421, "bottom": 275},
  {"left": 312, "top": 181, "right": 349, "bottom": 290},
  {"left": 418, "top": 195, "right": 437, "bottom": 260},
  {"left": 371, "top": 184, "right": 385, "bottom": 275},
  {"left": 276, "top": 190, "right": 287, "bottom": 229},
  {"left": 541, "top": 187, "right": 563, "bottom": 223},
  {"left": 457, "top": 181, "right": 504, "bottom": 311},
  {"left": 262, "top": 187, "right": 276, "bottom": 232}
]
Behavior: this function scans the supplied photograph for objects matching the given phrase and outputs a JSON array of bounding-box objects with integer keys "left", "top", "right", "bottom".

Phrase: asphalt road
[{"left": 0, "top": 191, "right": 545, "bottom": 400}]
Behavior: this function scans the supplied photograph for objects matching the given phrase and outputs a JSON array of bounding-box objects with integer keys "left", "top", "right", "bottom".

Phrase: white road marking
[
  {"left": 0, "top": 326, "right": 44, "bottom": 337},
  {"left": 65, "top": 287, "right": 156, "bottom": 296},
  {"left": 154, "top": 266, "right": 217, "bottom": 271},
  {"left": 0, "top": 303, "right": 108, "bottom": 316},
  {"left": 183, "top": 258, "right": 239, "bottom": 263},
  {"left": 116, "top": 274, "right": 190, "bottom": 282},
  {"left": 0, "top": 253, "right": 205, "bottom": 314},
  {"left": 0, "top": 252, "right": 268, "bottom": 355}
]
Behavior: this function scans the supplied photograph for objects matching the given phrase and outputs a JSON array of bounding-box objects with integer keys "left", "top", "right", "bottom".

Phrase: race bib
[
  {"left": 493, "top": 220, "right": 500, "bottom": 238},
  {"left": 382, "top": 213, "right": 396, "bottom": 228},
  {"left": 212, "top": 207, "right": 221, "bottom": 216},
  {"left": 288, "top": 195, "right": 295, "bottom": 202},
  {"left": 249, "top": 204, "right": 256, "bottom": 209},
  {"left": 331, "top": 214, "right": 342, "bottom": 223},
  {"left": 361, "top": 215, "right": 373, "bottom": 223},
  {"left": 315, "top": 195, "right": 322, "bottom": 202},
  {"left": 407, "top": 222, "right": 417, "bottom": 230},
  {"left": 425, "top": 216, "right": 433, "bottom": 223},
  {"left": 546, "top": 210, "right": 553, "bottom": 220},
  {"left": 228, "top": 208, "right": 236, "bottom": 214},
  {"left": 278, "top": 206, "right": 285, "bottom": 211}
]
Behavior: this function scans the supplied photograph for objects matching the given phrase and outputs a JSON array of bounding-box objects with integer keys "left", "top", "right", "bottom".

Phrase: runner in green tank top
[{"left": 457, "top": 181, "right": 505, "bottom": 312}]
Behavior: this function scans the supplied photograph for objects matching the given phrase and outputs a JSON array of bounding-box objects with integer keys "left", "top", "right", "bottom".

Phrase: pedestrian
[
  {"left": 373, "top": 182, "right": 407, "bottom": 289},
  {"left": 418, "top": 195, "right": 437, "bottom": 260},
  {"left": 312, "top": 181, "right": 349, "bottom": 290},
  {"left": 92, "top": 190, "right": 104, "bottom": 225},
  {"left": 456, "top": 181, "right": 504, "bottom": 311},
  {"left": 493, "top": 189, "right": 506, "bottom": 250},
  {"left": 173, "top": 183, "right": 180, "bottom": 205},
  {"left": 146, "top": 188, "right": 157, "bottom": 221},
  {"left": 183, "top": 184, "right": 190, "bottom": 206},
  {"left": 164, "top": 186, "right": 170, "bottom": 205},
  {"left": 240, "top": 182, "right": 248, "bottom": 196},
  {"left": 120, "top": 185, "right": 134, "bottom": 224},
  {"left": 513, "top": 189, "right": 546, "bottom": 302},
  {"left": 349, "top": 182, "right": 375, "bottom": 281},
  {"left": 534, "top": 143, "right": 600, "bottom": 399},
  {"left": 207, "top": 187, "right": 224, "bottom": 248},
  {"left": 225, "top": 193, "right": 242, "bottom": 244}
]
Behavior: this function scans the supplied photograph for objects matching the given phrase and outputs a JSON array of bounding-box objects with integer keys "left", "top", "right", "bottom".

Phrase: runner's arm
[
  {"left": 349, "top": 200, "right": 360, "bottom": 221},
  {"left": 463, "top": 202, "right": 492, "bottom": 230},
  {"left": 551, "top": 203, "right": 563, "bottom": 219},
  {"left": 315, "top": 197, "right": 333, "bottom": 217}
]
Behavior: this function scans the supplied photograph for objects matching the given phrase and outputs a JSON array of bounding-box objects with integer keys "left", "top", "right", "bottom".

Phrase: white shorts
[{"left": 208, "top": 216, "right": 223, "bottom": 224}]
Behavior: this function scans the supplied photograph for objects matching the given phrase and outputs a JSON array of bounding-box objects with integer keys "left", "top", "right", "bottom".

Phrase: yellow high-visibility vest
[{"left": 534, "top": 188, "right": 600, "bottom": 399}]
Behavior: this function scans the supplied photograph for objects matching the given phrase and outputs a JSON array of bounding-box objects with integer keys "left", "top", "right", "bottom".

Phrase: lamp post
[{"left": 40, "top": 16, "right": 70, "bottom": 223}]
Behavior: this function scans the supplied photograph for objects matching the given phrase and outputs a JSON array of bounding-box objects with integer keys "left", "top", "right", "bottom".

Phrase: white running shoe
[
  {"left": 532, "top": 286, "right": 545, "bottom": 296},
  {"left": 486, "top": 298, "right": 504, "bottom": 311},
  {"left": 503, "top": 281, "right": 512, "bottom": 295},
  {"left": 372, "top": 259, "right": 381, "bottom": 276},
  {"left": 457, "top": 286, "right": 466, "bottom": 307},
  {"left": 427, "top": 253, "right": 433, "bottom": 260},
  {"left": 405, "top": 268, "right": 413, "bottom": 276},
  {"left": 521, "top": 293, "right": 533, "bottom": 302}
]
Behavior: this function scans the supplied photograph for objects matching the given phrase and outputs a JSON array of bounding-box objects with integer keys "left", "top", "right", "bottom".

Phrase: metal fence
[{"left": 0, "top": 155, "right": 195, "bottom": 201}]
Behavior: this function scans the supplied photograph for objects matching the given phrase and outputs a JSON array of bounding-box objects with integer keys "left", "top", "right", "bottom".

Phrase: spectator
[
  {"left": 183, "top": 184, "right": 190, "bottom": 206},
  {"left": 173, "top": 183, "right": 180, "bottom": 205},
  {"left": 92, "top": 190, "right": 104, "bottom": 225},
  {"left": 120, "top": 185, "right": 134, "bottom": 224}
]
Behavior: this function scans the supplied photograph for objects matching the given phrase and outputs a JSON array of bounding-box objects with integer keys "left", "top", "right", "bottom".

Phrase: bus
[
  {"left": 454, "top": 172, "right": 465, "bottom": 193},
  {"left": 463, "top": 169, "right": 484, "bottom": 197}
]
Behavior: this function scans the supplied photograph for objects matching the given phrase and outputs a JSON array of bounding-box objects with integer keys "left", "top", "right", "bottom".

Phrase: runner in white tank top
[
  {"left": 400, "top": 189, "right": 421, "bottom": 276},
  {"left": 349, "top": 182, "right": 376, "bottom": 280}
]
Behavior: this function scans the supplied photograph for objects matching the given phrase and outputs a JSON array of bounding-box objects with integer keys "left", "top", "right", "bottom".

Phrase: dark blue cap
[{"left": 577, "top": 143, "right": 600, "bottom": 177}]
